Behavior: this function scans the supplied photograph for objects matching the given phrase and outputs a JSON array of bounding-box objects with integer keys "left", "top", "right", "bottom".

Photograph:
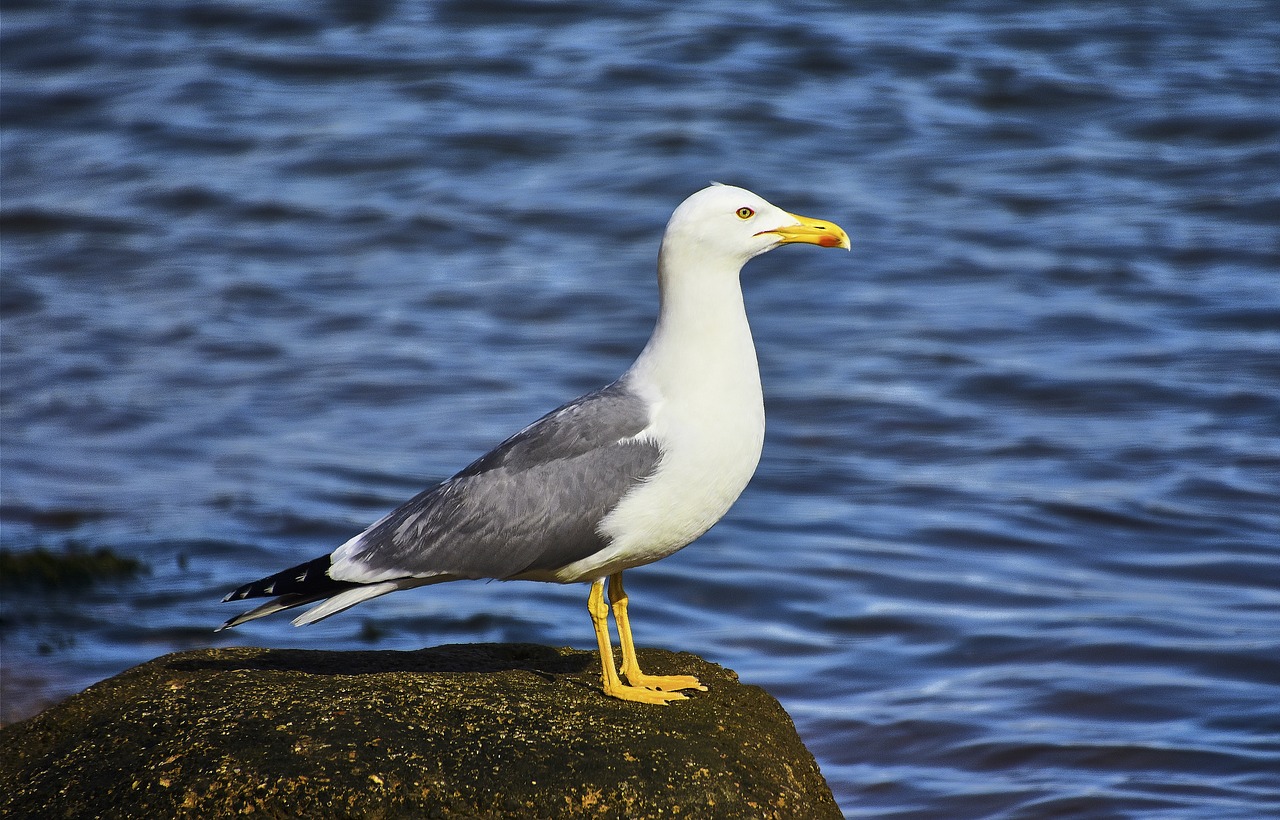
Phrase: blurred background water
[{"left": 3, "top": 1, "right": 1279, "bottom": 816}]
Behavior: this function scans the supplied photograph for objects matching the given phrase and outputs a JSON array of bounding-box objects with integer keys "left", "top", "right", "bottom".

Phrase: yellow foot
[
  {"left": 604, "top": 680, "right": 689, "bottom": 705},
  {"left": 624, "top": 672, "right": 707, "bottom": 693}
]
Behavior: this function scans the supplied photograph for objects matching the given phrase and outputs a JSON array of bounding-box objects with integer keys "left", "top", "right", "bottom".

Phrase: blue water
[{"left": 4, "top": 1, "right": 1280, "bottom": 816}]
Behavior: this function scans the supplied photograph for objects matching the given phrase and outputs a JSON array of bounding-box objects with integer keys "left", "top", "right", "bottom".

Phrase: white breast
[{"left": 600, "top": 383, "right": 764, "bottom": 570}]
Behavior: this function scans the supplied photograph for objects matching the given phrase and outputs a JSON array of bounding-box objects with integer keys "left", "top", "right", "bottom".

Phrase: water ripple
[{"left": 4, "top": 1, "right": 1280, "bottom": 816}]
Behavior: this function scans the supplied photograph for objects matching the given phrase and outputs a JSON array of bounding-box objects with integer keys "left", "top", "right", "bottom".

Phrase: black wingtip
[{"left": 218, "top": 554, "right": 358, "bottom": 612}]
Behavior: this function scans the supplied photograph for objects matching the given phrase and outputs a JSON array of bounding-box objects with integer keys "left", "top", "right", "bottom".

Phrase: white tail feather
[{"left": 290, "top": 581, "right": 402, "bottom": 626}]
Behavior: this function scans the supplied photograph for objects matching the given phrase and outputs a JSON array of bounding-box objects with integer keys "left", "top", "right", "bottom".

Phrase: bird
[{"left": 218, "top": 183, "right": 850, "bottom": 704}]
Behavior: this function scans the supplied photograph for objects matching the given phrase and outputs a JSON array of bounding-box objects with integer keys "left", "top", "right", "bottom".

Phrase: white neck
[{"left": 627, "top": 242, "right": 761, "bottom": 412}]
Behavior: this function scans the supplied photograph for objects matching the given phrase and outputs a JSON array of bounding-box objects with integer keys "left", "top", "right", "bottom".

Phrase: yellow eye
[{"left": 736, "top": 207, "right": 755, "bottom": 219}]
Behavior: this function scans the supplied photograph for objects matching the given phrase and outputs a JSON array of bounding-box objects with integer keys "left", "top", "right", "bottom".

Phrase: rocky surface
[{"left": 0, "top": 643, "right": 841, "bottom": 818}]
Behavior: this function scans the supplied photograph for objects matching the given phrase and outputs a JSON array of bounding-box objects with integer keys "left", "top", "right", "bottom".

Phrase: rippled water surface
[{"left": 4, "top": 1, "right": 1279, "bottom": 816}]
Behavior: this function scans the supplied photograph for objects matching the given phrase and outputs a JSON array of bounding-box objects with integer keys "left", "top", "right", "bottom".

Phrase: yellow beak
[{"left": 758, "top": 212, "right": 851, "bottom": 250}]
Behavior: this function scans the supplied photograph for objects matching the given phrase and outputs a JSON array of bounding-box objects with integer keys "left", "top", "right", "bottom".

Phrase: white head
[{"left": 660, "top": 184, "right": 850, "bottom": 269}]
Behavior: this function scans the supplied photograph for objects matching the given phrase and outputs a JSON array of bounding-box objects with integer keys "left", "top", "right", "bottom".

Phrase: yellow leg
[
  {"left": 588, "top": 578, "right": 686, "bottom": 704},
  {"left": 608, "top": 572, "right": 706, "bottom": 693}
]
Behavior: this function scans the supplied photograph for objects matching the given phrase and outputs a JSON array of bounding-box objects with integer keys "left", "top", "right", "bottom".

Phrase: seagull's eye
[{"left": 736, "top": 207, "right": 755, "bottom": 220}]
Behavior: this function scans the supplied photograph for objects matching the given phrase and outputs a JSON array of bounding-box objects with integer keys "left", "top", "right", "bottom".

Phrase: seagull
[{"left": 218, "top": 184, "right": 850, "bottom": 704}]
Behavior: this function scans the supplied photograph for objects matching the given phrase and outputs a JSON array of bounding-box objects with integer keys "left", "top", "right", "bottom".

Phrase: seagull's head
[{"left": 662, "top": 184, "right": 850, "bottom": 268}]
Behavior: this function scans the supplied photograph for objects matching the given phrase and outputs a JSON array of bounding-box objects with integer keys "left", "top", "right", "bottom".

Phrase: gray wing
[{"left": 329, "top": 378, "right": 661, "bottom": 583}]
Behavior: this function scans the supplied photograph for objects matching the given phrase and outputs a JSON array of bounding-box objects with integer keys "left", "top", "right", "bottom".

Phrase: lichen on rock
[{"left": 0, "top": 643, "right": 840, "bottom": 819}]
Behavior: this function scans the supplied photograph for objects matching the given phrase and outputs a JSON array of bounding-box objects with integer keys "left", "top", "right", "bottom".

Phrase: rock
[
  {"left": 0, "top": 643, "right": 841, "bottom": 819},
  {"left": 0, "top": 545, "right": 144, "bottom": 589}
]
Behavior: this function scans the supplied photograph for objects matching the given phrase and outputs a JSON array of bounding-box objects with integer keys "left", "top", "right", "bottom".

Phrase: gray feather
[{"left": 335, "top": 378, "right": 661, "bottom": 581}]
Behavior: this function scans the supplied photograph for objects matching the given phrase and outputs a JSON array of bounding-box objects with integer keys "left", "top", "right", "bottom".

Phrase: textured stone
[{"left": 0, "top": 643, "right": 840, "bottom": 819}]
